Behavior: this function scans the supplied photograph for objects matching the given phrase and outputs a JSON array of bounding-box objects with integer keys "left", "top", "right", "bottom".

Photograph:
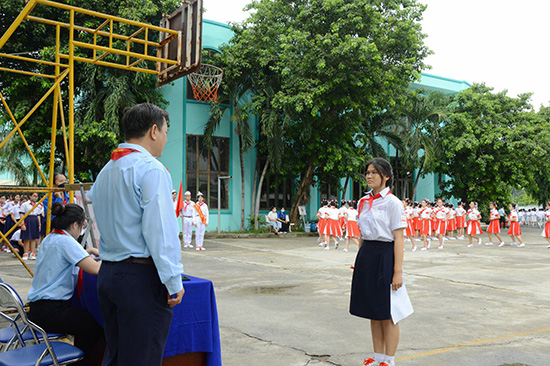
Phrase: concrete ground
[{"left": 1, "top": 226, "right": 549, "bottom": 366}]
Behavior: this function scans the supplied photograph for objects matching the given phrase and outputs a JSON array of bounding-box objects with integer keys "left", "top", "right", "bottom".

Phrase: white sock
[
  {"left": 374, "top": 353, "right": 385, "bottom": 362},
  {"left": 385, "top": 355, "right": 395, "bottom": 365}
]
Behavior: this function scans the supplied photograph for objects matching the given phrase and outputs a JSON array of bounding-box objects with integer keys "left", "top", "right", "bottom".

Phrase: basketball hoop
[{"left": 187, "top": 64, "right": 224, "bottom": 102}]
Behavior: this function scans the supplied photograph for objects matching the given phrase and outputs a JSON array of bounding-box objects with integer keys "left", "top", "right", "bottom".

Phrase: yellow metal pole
[
  {"left": 56, "top": 88, "right": 70, "bottom": 168},
  {"left": 68, "top": 10, "right": 75, "bottom": 203},
  {"left": 0, "top": 0, "right": 37, "bottom": 50},
  {"left": 0, "top": 69, "right": 68, "bottom": 151}
]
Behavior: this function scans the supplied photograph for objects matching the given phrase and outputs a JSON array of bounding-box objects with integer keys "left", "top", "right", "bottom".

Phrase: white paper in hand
[{"left": 390, "top": 278, "right": 414, "bottom": 325}]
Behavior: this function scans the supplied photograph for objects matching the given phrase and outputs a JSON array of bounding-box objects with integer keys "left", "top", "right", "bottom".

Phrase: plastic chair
[{"left": 0, "top": 283, "right": 83, "bottom": 365}]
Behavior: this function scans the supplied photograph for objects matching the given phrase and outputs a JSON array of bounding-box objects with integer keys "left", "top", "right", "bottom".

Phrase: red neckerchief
[
  {"left": 52, "top": 228, "right": 68, "bottom": 236},
  {"left": 111, "top": 148, "right": 140, "bottom": 161},
  {"left": 358, "top": 190, "right": 390, "bottom": 215},
  {"left": 184, "top": 201, "right": 191, "bottom": 211}
]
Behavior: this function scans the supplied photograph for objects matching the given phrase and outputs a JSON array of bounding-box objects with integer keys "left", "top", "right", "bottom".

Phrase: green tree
[
  {"left": 398, "top": 89, "right": 450, "bottom": 199},
  {"left": 438, "top": 83, "right": 547, "bottom": 210},
  {"left": 225, "top": 0, "right": 430, "bottom": 222}
]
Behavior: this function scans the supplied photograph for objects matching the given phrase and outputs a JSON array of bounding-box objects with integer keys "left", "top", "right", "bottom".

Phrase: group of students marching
[
  {"left": 316, "top": 199, "right": 361, "bottom": 252},
  {"left": 316, "top": 198, "right": 550, "bottom": 251},
  {"left": 173, "top": 190, "right": 209, "bottom": 251},
  {"left": 403, "top": 199, "right": 550, "bottom": 250}
]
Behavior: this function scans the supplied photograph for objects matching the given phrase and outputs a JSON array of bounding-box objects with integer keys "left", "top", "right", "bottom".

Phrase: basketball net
[{"left": 187, "top": 64, "right": 224, "bottom": 102}]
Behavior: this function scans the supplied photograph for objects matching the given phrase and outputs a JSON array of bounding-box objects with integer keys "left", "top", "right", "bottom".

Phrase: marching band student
[
  {"left": 486, "top": 202, "right": 505, "bottom": 247},
  {"left": 20, "top": 192, "right": 43, "bottom": 260},
  {"left": 350, "top": 158, "right": 408, "bottom": 366},
  {"left": 193, "top": 192, "right": 209, "bottom": 250},
  {"left": 343, "top": 201, "right": 360, "bottom": 252},
  {"left": 412, "top": 202, "right": 421, "bottom": 241},
  {"left": 455, "top": 202, "right": 466, "bottom": 239},
  {"left": 433, "top": 199, "right": 448, "bottom": 249},
  {"left": 339, "top": 200, "right": 348, "bottom": 239},
  {"left": 6, "top": 194, "right": 21, "bottom": 240},
  {"left": 507, "top": 203, "right": 525, "bottom": 248},
  {"left": 324, "top": 201, "right": 343, "bottom": 250},
  {"left": 403, "top": 199, "right": 417, "bottom": 251},
  {"left": 181, "top": 191, "right": 195, "bottom": 248},
  {"left": 445, "top": 203, "right": 457, "bottom": 240},
  {"left": 542, "top": 202, "right": 550, "bottom": 248},
  {"left": 419, "top": 199, "right": 432, "bottom": 250},
  {"left": 466, "top": 201, "right": 482, "bottom": 248},
  {"left": 316, "top": 200, "right": 329, "bottom": 247}
]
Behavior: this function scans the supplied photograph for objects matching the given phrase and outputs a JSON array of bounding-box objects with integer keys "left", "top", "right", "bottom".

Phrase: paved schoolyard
[{"left": 1, "top": 226, "right": 549, "bottom": 365}]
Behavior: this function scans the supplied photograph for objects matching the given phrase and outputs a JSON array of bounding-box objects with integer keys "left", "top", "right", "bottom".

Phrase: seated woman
[
  {"left": 267, "top": 206, "right": 281, "bottom": 235},
  {"left": 28, "top": 202, "right": 104, "bottom": 366},
  {"left": 277, "top": 207, "right": 290, "bottom": 233}
]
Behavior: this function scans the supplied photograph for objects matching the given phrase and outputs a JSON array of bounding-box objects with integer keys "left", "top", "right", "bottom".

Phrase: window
[
  {"left": 186, "top": 135, "right": 230, "bottom": 209},
  {"left": 258, "top": 157, "right": 294, "bottom": 210}
]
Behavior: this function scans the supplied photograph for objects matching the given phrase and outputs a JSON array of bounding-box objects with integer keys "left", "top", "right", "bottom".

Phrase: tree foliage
[
  {"left": 437, "top": 83, "right": 550, "bottom": 209},
  {"left": 222, "top": 0, "right": 431, "bottom": 221}
]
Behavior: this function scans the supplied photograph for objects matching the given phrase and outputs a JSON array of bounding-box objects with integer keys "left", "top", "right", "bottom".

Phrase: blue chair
[{"left": 0, "top": 283, "right": 83, "bottom": 365}]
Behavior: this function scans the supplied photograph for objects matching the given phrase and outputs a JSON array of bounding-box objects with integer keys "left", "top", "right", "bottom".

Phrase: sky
[{"left": 202, "top": 0, "right": 550, "bottom": 110}]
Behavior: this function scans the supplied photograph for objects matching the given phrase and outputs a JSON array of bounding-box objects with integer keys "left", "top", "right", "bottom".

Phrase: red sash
[
  {"left": 358, "top": 190, "right": 391, "bottom": 215},
  {"left": 52, "top": 228, "right": 68, "bottom": 236},
  {"left": 111, "top": 148, "right": 140, "bottom": 161},
  {"left": 194, "top": 203, "right": 207, "bottom": 224}
]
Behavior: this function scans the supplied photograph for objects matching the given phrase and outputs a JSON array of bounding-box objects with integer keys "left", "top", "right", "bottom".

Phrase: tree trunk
[
  {"left": 412, "top": 165, "right": 423, "bottom": 200},
  {"left": 238, "top": 134, "right": 246, "bottom": 232},
  {"left": 250, "top": 151, "right": 259, "bottom": 223},
  {"left": 254, "top": 158, "right": 270, "bottom": 230},
  {"left": 341, "top": 176, "right": 350, "bottom": 200},
  {"left": 290, "top": 160, "right": 315, "bottom": 224}
]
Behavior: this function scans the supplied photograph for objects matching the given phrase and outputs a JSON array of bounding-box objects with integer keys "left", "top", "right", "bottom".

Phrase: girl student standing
[
  {"left": 445, "top": 203, "right": 457, "bottom": 240},
  {"left": 542, "top": 202, "right": 550, "bottom": 248},
  {"left": 324, "top": 201, "right": 343, "bottom": 250},
  {"left": 316, "top": 200, "right": 329, "bottom": 247},
  {"left": 28, "top": 203, "right": 103, "bottom": 366},
  {"left": 419, "top": 199, "right": 433, "bottom": 251},
  {"left": 20, "top": 192, "right": 43, "bottom": 260},
  {"left": 486, "top": 202, "right": 505, "bottom": 247},
  {"left": 433, "top": 199, "right": 449, "bottom": 249},
  {"left": 350, "top": 158, "right": 409, "bottom": 366},
  {"left": 455, "top": 202, "right": 467, "bottom": 239},
  {"left": 466, "top": 201, "right": 483, "bottom": 248},
  {"left": 507, "top": 203, "right": 525, "bottom": 248},
  {"left": 343, "top": 201, "right": 360, "bottom": 252},
  {"left": 403, "top": 199, "right": 417, "bottom": 252},
  {"left": 412, "top": 202, "right": 421, "bottom": 241}
]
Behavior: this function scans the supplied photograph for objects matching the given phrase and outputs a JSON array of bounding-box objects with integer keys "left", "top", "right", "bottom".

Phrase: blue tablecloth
[{"left": 72, "top": 272, "right": 222, "bottom": 366}]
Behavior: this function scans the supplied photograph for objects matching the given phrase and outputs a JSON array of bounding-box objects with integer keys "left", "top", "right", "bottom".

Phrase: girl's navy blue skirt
[{"left": 350, "top": 239, "right": 394, "bottom": 320}]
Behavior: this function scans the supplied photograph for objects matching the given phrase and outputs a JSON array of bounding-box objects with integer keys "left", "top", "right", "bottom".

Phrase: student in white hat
[
  {"left": 192, "top": 192, "right": 209, "bottom": 250},
  {"left": 182, "top": 191, "right": 195, "bottom": 248}
]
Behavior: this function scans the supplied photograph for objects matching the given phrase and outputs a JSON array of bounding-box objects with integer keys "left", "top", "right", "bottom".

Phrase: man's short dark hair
[{"left": 122, "top": 103, "right": 170, "bottom": 141}]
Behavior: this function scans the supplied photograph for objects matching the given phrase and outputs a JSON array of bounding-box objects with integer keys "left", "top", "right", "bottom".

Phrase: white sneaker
[
  {"left": 405, "top": 238, "right": 411, "bottom": 242},
  {"left": 498, "top": 242, "right": 505, "bottom": 247},
  {"left": 319, "top": 242, "right": 325, "bottom": 247},
  {"left": 485, "top": 242, "right": 493, "bottom": 246},
  {"left": 449, "top": 237, "right": 456, "bottom": 240},
  {"left": 200, "top": 246, "right": 206, "bottom": 250},
  {"left": 335, "top": 243, "right": 339, "bottom": 249},
  {"left": 427, "top": 239, "right": 431, "bottom": 249},
  {"left": 343, "top": 248, "right": 348, "bottom": 252},
  {"left": 477, "top": 238, "right": 482, "bottom": 245},
  {"left": 467, "top": 244, "right": 473, "bottom": 248},
  {"left": 517, "top": 243, "right": 525, "bottom": 248},
  {"left": 196, "top": 247, "right": 201, "bottom": 251},
  {"left": 324, "top": 246, "right": 330, "bottom": 250},
  {"left": 414, "top": 238, "right": 421, "bottom": 242},
  {"left": 22, "top": 253, "right": 28, "bottom": 261},
  {"left": 412, "top": 246, "right": 417, "bottom": 252},
  {"left": 30, "top": 253, "right": 36, "bottom": 260},
  {"left": 510, "top": 242, "right": 517, "bottom": 247},
  {"left": 420, "top": 246, "right": 427, "bottom": 251},
  {"left": 438, "top": 245, "right": 444, "bottom": 249}
]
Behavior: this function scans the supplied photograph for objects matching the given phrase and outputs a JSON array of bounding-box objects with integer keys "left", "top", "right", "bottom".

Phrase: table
[{"left": 72, "top": 272, "right": 222, "bottom": 366}]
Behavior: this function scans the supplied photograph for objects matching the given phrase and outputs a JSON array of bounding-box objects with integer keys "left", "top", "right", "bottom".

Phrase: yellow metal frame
[{"left": 0, "top": 0, "right": 193, "bottom": 276}]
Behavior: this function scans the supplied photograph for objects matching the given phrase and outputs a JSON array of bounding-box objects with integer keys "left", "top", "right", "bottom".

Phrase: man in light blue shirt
[{"left": 89, "top": 103, "right": 184, "bottom": 366}]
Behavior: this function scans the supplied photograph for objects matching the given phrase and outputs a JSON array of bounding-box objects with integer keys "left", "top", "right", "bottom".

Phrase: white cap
[
  {"left": 172, "top": 190, "right": 176, "bottom": 194},
  {"left": 184, "top": 191, "right": 191, "bottom": 196},
  {"left": 197, "top": 191, "right": 204, "bottom": 197}
]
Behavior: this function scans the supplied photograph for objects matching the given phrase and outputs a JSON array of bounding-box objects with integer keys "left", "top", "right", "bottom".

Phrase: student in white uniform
[
  {"left": 193, "top": 192, "right": 209, "bottom": 250},
  {"left": 542, "top": 202, "right": 550, "bottom": 248},
  {"left": 181, "top": 191, "right": 195, "bottom": 248},
  {"left": 20, "top": 192, "right": 43, "bottom": 260},
  {"left": 350, "top": 158, "right": 409, "bottom": 366}
]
